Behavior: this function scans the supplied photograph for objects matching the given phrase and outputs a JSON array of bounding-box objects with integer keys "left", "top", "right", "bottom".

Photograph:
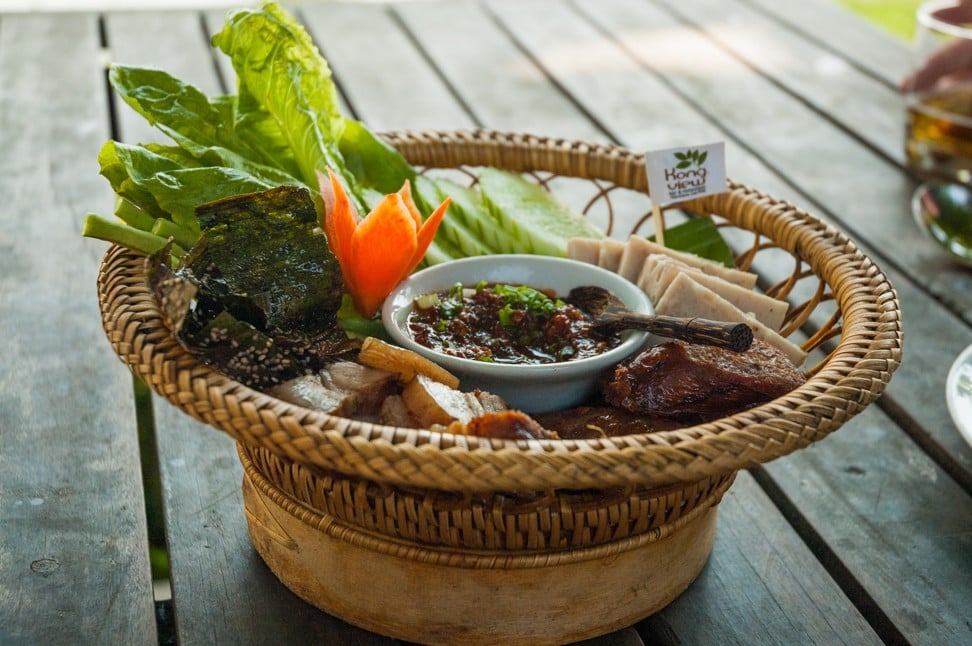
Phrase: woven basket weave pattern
[
  {"left": 241, "top": 443, "right": 735, "bottom": 551},
  {"left": 98, "top": 130, "right": 902, "bottom": 495}
]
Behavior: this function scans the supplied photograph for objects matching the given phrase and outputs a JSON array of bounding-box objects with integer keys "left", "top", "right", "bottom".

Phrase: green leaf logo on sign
[{"left": 674, "top": 149, "right": 708, "bottom": 169}]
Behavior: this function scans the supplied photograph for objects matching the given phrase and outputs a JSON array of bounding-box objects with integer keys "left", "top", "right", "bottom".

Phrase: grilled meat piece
[
  {"left": 535, "top": 405, "right": 684, "bottom": 439},
  {"left": 602, "top": 339, "right": 806, "bottom": 422},
  {"left": 446, "top": 410, "right": 558, "bottom": 441}
]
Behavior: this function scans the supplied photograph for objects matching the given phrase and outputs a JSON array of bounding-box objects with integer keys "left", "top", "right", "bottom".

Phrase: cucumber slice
[{"left": 478, "top": 168, "right": 604, "bottom": 256}]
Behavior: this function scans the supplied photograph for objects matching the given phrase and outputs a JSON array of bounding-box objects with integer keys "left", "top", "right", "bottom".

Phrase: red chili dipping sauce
[{"left": 406, "top": 282, "right": 621, "bottom": 364}]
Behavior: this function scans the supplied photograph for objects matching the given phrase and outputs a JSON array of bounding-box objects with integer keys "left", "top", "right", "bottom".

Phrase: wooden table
[{"left": 3, "top": 0, "right": 971, "bottom": 643}]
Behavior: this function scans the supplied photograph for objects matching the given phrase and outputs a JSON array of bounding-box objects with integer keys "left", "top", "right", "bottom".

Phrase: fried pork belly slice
[
  {"left": 269, "top": 375, "right": 354, "bottom": 416},
  {"left": 445, "top": 410, "right": 558, "bottom": 440},
  {"left": 379, "top": 394, "right": 420, "bottom": 428},
  {"left": 271, "top": 362, "right": 399, "bottom": 418},
  {"left": 402, "top": 374, "right": 512, "bottom": 428},
  {"left": 603, "top": 339, "right": 806, "bottom": 422},
  {"left": 320, "top": 361, "right": 399, "bottom": 414}
]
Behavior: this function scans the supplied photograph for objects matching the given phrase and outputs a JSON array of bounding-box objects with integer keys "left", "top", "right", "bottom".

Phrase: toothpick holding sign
[{"left": 645, "top": 142, "right": 727, "bottom": 246}]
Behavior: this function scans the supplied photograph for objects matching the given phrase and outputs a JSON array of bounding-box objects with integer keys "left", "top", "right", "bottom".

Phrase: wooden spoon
[{"left": 567, "top": 285, "right": 754, "bottom": 352}]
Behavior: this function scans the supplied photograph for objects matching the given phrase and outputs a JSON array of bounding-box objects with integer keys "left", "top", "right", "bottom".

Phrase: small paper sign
[{"left": 645, "top": 142, "right": 727, "bottom": 205}]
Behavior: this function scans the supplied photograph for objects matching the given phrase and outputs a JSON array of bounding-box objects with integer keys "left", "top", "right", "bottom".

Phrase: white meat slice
[
  {"left": 646, "top": 256, "right": 789, "bottom": 331},
  {"left": 566, "top": 237, "right": 602, "bottom": 265},
  {"left": 596, "top": 238, "right": 627, "bottom": 273},
  {"left": 630, "top": 235, "right": 757, "bottom": 289},
  {"left": 655, "top": 273, "right": 807, "bottom": 366},
  {"left": 321, "top": 361, "right": 398, "bottom": 415}
]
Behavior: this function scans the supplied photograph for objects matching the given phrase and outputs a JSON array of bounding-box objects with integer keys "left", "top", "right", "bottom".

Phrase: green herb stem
[
  {"left": 151, "top": 217, "right": 199, "bottom": 251},
  {"left": 82, "top": 213, "right": 186, "bottom": 259},
  {"left": 114, "top": 197, "right": 156, "bottom": 230}
]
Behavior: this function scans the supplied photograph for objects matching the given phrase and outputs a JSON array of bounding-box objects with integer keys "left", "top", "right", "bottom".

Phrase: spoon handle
[{"left": 603, "top": 311, "right": 754, "bottom": 352}]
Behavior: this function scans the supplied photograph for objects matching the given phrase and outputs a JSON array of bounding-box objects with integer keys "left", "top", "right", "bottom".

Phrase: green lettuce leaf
[
  {"left": 225, "top": 91, "right": 302, "bottom": 180},
  {"left": 99, "top": 140, "right": 283, "bottom": 234},
  {"left": 338, "top": 118, "right": 417, "bottom": 195},
  {"left": 212, "top": 2, "right": 366, "bottom": 212},
  {"left": 109, "top": 65, "right": 300, "bottom": 188}
]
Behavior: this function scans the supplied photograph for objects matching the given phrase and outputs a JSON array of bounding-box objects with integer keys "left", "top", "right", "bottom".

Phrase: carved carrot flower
[{"left": 317, "top": 169, "right": 450, "bottom": 318}]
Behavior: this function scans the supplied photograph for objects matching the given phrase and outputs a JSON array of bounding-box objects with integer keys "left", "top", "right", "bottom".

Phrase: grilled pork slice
[
  {"left": 535, "top": 405, "right": 684, "bottom": 439},
  {"left": 603, "top": 339, "right": 806, "bottom": 422}
]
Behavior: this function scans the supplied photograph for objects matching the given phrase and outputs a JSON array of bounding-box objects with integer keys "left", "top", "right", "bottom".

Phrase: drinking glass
[{"left": 904, "top": 0, "right": 972, "bottom": 264}]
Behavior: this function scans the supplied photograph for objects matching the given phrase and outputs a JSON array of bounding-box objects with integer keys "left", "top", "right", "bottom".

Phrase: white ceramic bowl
[
  {"left": 946, "top": 342, "right": 972, "bottom": 448},
  {"left": 381, "top": 254, "right": 653, "bottom": 414}
]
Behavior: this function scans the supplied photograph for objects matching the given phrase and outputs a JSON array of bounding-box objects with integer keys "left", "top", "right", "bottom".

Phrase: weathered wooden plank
[
  {"left": 394, "top": 0, "right": 607, "bottom": 142},
  {"left": 103, "top": 10, "right": 399, "bottom": 644},
  {"left": 741, "top": 0, "right": 911, "bottom": 87},
  {"left": 0, "top": 12, "right": 156, "bottom": 644},
  {"left": 300, "top": 3, "right": 477, "bottom": 132},
  {"left": 642, "top": 472, "right": 881, "bottom": 644},
  {"left": 506, "top": 1, "right": 972, "bottom": 640},
  {"left": 152, "top": 406, "right": 400, "bottom": 645},
  {"left": 661, "top": 0, "right": 904, "bottom": 166},
  {"left": 662, "top": 0, "right": 972, "bottom": 330},
  {"left": 763, "top": 409, "right": 972, "bottom": 644},
  {"left": 385, "top": 0, "right": 645, "bottom": 235},
  {"left": 582, "top": 0, "right": 972, "bottom": 325}
]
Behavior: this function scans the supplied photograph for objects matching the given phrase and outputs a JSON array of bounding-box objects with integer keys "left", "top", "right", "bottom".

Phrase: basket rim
[{"left": 97, "top": 129, "right": 903, "bottom": 492}]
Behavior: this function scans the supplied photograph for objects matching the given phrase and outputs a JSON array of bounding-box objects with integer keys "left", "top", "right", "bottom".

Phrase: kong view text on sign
[{"left": 645, "top": 142, "right": 727, "bottom": 205}]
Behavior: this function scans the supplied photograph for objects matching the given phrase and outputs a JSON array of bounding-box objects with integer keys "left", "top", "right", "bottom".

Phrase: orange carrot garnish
[{"left": 317, "top": 169, "right": 450, "bottom": 318}]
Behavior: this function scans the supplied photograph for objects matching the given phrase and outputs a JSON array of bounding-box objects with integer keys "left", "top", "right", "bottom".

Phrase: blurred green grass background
[{"left": 836, "top": 0, "right": 925, "bottom": 40}]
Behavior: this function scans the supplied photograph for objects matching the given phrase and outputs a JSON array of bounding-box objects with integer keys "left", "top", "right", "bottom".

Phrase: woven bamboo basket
[{"left": 97, "top": 130, "right": 902, "bottom": 644}]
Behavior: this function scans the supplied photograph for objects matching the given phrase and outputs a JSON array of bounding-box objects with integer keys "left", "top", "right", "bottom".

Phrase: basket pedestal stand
[{"left": 240, "top": 443, "right": 725, "bottom": 645}]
